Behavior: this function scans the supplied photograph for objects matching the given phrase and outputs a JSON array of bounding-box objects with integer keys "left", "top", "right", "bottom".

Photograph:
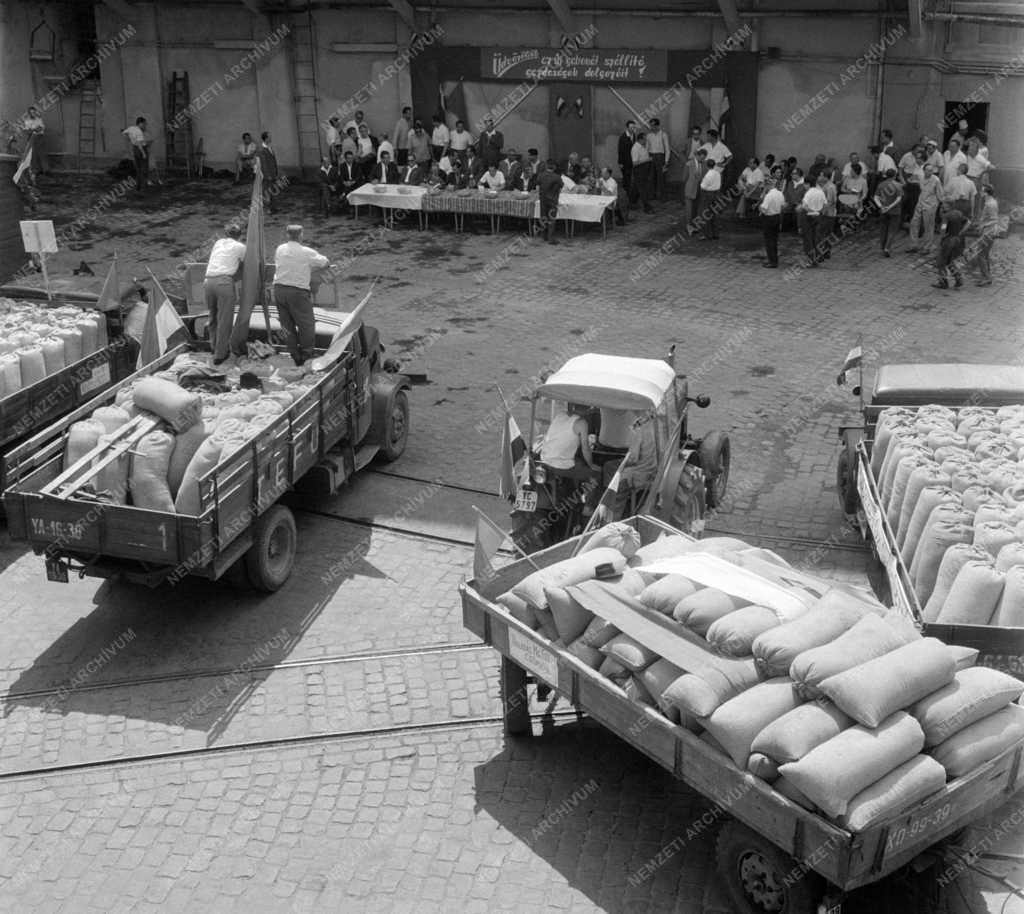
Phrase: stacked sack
[
  {"left": 0, "top": 298, "right": 108, "bottom": 398},
  {"left": 61, "top": 351, "right": 318, "bottom": 514},
  {"left": 493, "top": 524, "right": 1024, "bottom": 833},
  {"left": 872, "top": 404, "right": 1024, "bottom": 627}
]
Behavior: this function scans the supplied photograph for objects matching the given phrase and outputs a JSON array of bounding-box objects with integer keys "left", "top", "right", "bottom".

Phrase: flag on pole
[
  {"left": 12, "top": 145, "right": 32, "bottom": 185},
  {"left": 138, "top": 273, "right": 188, "bottom": 369},
  {"left": 836, "top": 344, "right": 863, "bottom": 386},
  {"left": 499, "top": 407, "right": 527, "bottom": 500},
  {"left": 95, "top": 255, "right": 120, "bottom": 312},
  {"left": 229, "top": 156, "right": 268, "bottom": 355},
  {"left": 473, "top": 507, "right": 508, "bottom": 582}
]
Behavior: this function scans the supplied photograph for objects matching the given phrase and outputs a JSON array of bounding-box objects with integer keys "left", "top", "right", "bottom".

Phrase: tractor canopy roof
[
  {"left": 873, "top": 363, "right": 1024, "bottom": 407},
  {"left": 537, "top": 353, "right": 676, "bottom": 411}
]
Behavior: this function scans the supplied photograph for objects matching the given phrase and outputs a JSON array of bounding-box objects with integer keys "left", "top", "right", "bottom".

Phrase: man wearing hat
[
  {"left": 273, "top": 225, "right": 331, "bottom": 366},
  {"left": 923, "top": 138, "right": 943, "bottom": 176}
]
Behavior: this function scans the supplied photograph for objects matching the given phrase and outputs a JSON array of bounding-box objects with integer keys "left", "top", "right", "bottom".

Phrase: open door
[{"left": 548, "top": 83, "right": 593, "bottom": 167}]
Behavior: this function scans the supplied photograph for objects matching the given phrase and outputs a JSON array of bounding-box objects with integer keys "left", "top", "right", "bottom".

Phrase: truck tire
[
  {"left": 716, "top": 820, "right": 821, "bottom": 914},
  {"left": 699, "top": 431, "right": 731, "bottom": 509},
  {"left": 244, "top": 504, "right": 297, "bottom": 592},
  {"left": 836, "top": 434, "right": 859, "bottom": 516},
  {"left": 378, "top": 389, "right": 409, "bottom": 463}
]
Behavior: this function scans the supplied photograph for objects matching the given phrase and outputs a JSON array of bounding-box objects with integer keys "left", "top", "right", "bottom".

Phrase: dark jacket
[
  {"left": 338, "top": 160, "right": 362, "bottom": 189},
  {"left": 256, "top": 144, "right": 278, "bottom": 180},
  {"left": 538, "top": 170, "right": 562, "bottom": 203},
  {"left": 464, "top": 155, "right": 485, "bottom": 182},
  {"left": 370, "top": 161, "right": 399, "bottom": 184},
  {"left": 399, "top": 164, "right": 427, "bottom": 186},
  {"left": 617, "top": 132, "right": 634, "bottom": 169},
  {"left": 505, "top": 162, "right": 525, "bottom": 191},
  {"left": 319, "top": 164, "right": 339, "bottom": 189},
  {"left": 480, "top": 129, "right": 503, "bottom": 166}
]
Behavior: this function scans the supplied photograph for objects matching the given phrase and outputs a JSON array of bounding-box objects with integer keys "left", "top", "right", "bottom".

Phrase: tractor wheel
[
  {"left": 378, "top": 389, "right": 409, "bottom": 463},
  {"left": 244, "top": 504, "right": 297, "bottom": 593},
  {"left": 699, "top": 431, "right": 731, "bottom": 509},
  {"left": 716, "top": 820, "right": 821, "bottom": 914},
  {"left": 836, "top": 435, "right": 859, "bottom": 515}
]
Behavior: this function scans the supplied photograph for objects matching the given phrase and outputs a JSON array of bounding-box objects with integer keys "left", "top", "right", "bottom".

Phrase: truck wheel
[
  {"left": 716, "top": 820, "right": 820, "bottom": 914},
  {"left": 836, "top": 436, "right": 859, "bottom": 515},
  {"left": 699, "top": 431, "right": 731, "bottom": 509},
  {"left": 378, "top": 390, "right": 409, "bottom": 463},
  {"left": 244, "top": 504, "right": 297, "bottom": 592}
]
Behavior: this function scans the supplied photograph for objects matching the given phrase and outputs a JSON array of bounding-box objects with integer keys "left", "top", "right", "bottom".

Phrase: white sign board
[
  {"left": 20, "top": 220, "right": 58, "bottom": 254},
  {"left": 507, "top": 628, "right": 559, "bottom": 687}
]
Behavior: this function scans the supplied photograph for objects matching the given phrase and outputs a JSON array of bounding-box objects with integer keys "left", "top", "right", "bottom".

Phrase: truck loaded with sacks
[
  {"left": 836, "top": 362, "right": 1024, "bottom": 680},
  {"left": 3, "top": 312, "right": 410, "bottom": 591},
  {"left": 462, "top": 517, "right": 1024, "bottom": 914}
]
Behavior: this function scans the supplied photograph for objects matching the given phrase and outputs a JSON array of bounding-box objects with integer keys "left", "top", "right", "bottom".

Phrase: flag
[
  {"left": 12, "top": 145, "right": 32, "bottom": 185},
  {"left": 473, "top": 508, "right": 508, "bottom": 582},
  {"left": 689, "top": 89, "right": 711, "bottom": 133},
  {"left": 441, "top": 79, "right": 466, "bottom": 127},
  {"left": 95, "top": 256, "right": 120, "bottom": 312},
  {"left": 836, "top": 344, "right": 863, "bottom": 386},
  {"left": 138, "top": 274, "right": 188, "bottom": 369},
  {"left": 499, "top": 407, "right": 526, "bottom": 500},
  {"left": 229, "top": 156, "right": 267, "bottom": 354},
  {"left": 718, "top": 81, "right": 732, "bottom": 143}
]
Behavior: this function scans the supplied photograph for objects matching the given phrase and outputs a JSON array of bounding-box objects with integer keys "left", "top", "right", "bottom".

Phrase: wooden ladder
[
  {"left": 165, "top": 71, "right": 193, "bottom": 178},
  {"left": 287, "top": 5, "right": 322, "bottom": 180},
  {"left": 78, "top": 82, "right": 100, "bottom": 174}
]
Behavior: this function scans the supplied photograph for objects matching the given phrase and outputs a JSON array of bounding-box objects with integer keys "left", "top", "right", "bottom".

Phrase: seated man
[
  {"left": 337, "top": 150, "right": 362, "bottom": 216},
  {"left": 399, "top": 159, "right": 427, "bottom": 186},
  {"left": 478, "top": 164, "right": 505, "bottom": 191},
  {"left": 369, "top": 150, "right": 399, "bottom": 184},
  {"left": 234, "top": 132, "right": 257, "bottom": 184},
  {"left": 318, "top": 155, "right": 340, "bottom": 214},
  {"left": 599, "top": 167, "right": 627, "bottom": 226},
  {"left": 539, "top": 402, "right": 596, "bottom": 483},
  {"left": 593, "top": 415, "right": 658, "bottom": 522}
]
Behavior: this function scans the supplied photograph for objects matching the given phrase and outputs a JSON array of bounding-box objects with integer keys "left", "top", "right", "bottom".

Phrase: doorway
[
  {"left": 942, "top": 100, "right": 989, "bottom": 149},
  {"left": 548, "top": 83, "right": 593, "bottom": 167}
]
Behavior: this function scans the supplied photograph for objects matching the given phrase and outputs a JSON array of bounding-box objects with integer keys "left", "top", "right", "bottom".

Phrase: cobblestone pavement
[{"left": 0, "top": 173, "right": 1022, "bottom": 912}]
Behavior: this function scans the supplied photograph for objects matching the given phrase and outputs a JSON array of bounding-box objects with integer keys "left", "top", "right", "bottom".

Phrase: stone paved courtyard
[{"left": 0, "top": 171, "right": 1022, "bottom": 913}]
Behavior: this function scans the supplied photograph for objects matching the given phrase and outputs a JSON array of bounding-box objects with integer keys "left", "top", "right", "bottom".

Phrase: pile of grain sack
[
  {"left": 873, "top": 404, "right": 1024, "bottom": 627},
  {"left": 495, "top": 525, "right": 1024, "bottom": 833},
  {"left": 63, "top": 352, "right": 317, "bottom": 514},
  {"left": 0, "top": 299, "right": 108, "bottom": 397}
]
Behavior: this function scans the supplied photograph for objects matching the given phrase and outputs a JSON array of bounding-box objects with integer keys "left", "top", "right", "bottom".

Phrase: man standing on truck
[
  {"left": 273, "top": 225, "right": 331, "bottom": 366},
  {"left": 204, "top": 225, "right": 246, "bottom": 365}
]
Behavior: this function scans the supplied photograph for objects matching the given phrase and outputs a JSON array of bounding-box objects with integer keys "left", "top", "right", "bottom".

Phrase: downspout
[{"left": 870, "top": 14, "right": 888, "bottom": 147}]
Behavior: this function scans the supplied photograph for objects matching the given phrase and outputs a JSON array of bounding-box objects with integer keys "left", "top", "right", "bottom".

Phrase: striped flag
[
  {"left": 836, "top": 344, "right": 863, "bottom": 386},
  {"left": 499, "top": 407, "right": 526, "bottom": 500},
  {"left": 473, "top": 508, "right": 508, "bottom": 582},
  {"left": 138, "top": 274, "right": 188, "bottom": 369}
]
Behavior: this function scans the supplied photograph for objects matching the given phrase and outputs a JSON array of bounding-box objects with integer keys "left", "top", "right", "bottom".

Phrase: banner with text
[{"left": 481, "top": 47, "right": 668, "bottom": 83}]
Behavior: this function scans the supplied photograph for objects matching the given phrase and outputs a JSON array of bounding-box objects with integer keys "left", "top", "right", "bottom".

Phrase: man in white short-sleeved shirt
[
  {"left": 273, "top": 225, "right": 331, "bottom": 366},
  {"left": 204, "top": 225, "right": 247, "bottom": 363}
]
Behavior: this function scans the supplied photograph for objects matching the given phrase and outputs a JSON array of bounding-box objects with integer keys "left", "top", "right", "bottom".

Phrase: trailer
[
  {"left": 836, "top": 362, "right": 1024, "bottom": 680},
  {"left": 3, "top": 316, "right": 410, "bottom": 591},
  {"left": 461, "top": 516, "right": 1024, "bottom": 914}
]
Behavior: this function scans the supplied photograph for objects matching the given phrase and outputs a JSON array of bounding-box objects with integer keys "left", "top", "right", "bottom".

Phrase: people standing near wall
[
  {"left": 203, "top": 225, "right": 246, "bottom": 365},
  {"left": 479, "top": 117, "right": 503, "bottom": 168},
  {"left": 356, "top": 124, "right": 377, "bottom": 171},
  {"left": 409, "top": 121, "right": 431, "bottom": 167},
  {"left": 942, "top": 138, "right": 967, "bottom": 186},
  {"left": 964, "top": 136, "right": 992, "bottom": 220},
  {"left": 682, "top": 147, "right": 706, "bottom": 236},
  {"left": 758, "top": 177, "right": 785, "bottom": 268},
  {"left": 698, "top": 157, "right": 722, "bottom": 240},
  {"left": 376, "top": 133, "right": 394, "bottom": 163},
  {"left": 972, "top": 185, "right": 999, "bottom": 287},
  {"left": 123, "top": 117, "right": 151, "bottom": 193},
  {"left": 393, "top": 106, "right": 412, "bottom": 166},
  {"left": 256, "top": 132, "right": 279, "bottom": 213},
  {"left": 784, "top": 166, "right": 808, "bottom": 235},
  {"left": 234, "top": 132, "right": 257, "bottom": 184},
  {"left": 537, "top": 160, "right": 563, "bottom": 245},
  {"left": 630, "top": 131, "right": 653, "bottom": 214},
  {"left": 646, "top": 118, "right": 670, "bottom": 201},
  {"left": 430, "top": 115, "right": 450, "bottom": 162},
  {"left": 907, "top": 163, "right": 943, "bottom": 254},
  {"left": 325, "top": 116, "right": 342, "bottom": 164},
  {"left": 449, "top": 120, "right": 472, "bottom": 164},
  {"left": 945, "top": 162, "right": 976, "bottom": 219},
  {"left": 820, "top": 170, "right": 838, "bottom": 259},
  {"left": 617, "top": 120, "right": 636, "bottom": 196},
  {"left": 798, "top": 175, "right": 826, "bottom": 265},
  {"left": 934, "top": 208, "right": 967, "bottom": 290},
  {"left": 874, "top": 168, "right": 903, "bottom": 258},
  {"left": 898, "top": 143, "right": 924, "bottom": 224},
  {"left": 273, "top": 225, "right": 331, "bottom": 366}
]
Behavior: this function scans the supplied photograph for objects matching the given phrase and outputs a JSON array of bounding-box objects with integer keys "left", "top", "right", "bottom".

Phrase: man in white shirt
[
  {"left": 698, "top": 159, "right": 723, "bottom": 239},
  {"left": 325, "top": 117, "right": 342, "bottom": 163},
  {"left": 923, "top": 138, "right": 943, "bottom": 175},
  {"left": 203, "top": 225, "right": 247, "bottom": 364},
  {"left": 393, "top": 106, "right": 411, "bottom": 166},
  {"left": 736, "top": 157, "right": 765, "bottom": 218},
  {"left": 943, "top": 139, "right": 967, "bottom": 185},
  {"left": 908, "top": 163, "right": 944, "bottom": 254},
  {"left": 945, "top": 162, "right": 976, "bottom": 218},
  {"left": 599, "top": 167, "right": 626, "bottom": 226},
  {"left": 799, "top": 177, "right": 828, "bottom": 266},
  {"left": 685, "top": 125, "right": 704, "bottom": 163},
  {"left": 646, "top": 118, "right": 670, "bottom": 200},
  {"left": 631, "top": 132, "right": 654, "bottom": 213},
  {"left": 430, "top": 115, "right": 450, "bottom": 162},
  {"left": 234, "top": 132, "right": 257, "bottom": 184},
  {"left": 356, "top": 124, "right": 376, "bottom": 169},
  {"left": 449, "top": 120, "right": 471, "bottom": 162},
  {"left": 876, "top": 146, "right": 897, "bottom": 179},
  {"left": 273, "top": 225, "right": 331, "bottom": 366},
  {"left": 758, "top": 179, "right": 785, "bottom": 267},
  {"left": 123, "top": 117, "right": 151, "bottom": 192},
  {"left": 478, "top": 165, "right": 505, "bottom": 191},
  {"left": 376, "top": 133, "right": 394, "bottom": 163},
  {"left": 701, "top": 129, "right": 731, "bottom": 168},
  {"left": 841, "top": 152, "right": 866, "bottom": 182},
  {"left": 344, "top": 109, "right": 367, "bottom": 136}
]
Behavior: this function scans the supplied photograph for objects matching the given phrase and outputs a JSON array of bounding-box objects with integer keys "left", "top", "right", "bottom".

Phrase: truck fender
[{"left": 367, "top": 371, "right": 411, "bottom": 447}]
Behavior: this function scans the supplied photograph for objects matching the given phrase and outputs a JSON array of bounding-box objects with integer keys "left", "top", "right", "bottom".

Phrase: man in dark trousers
[
  {"left": 337, "top": 150, "right": 362, "bottom": 217},
  {"left": 256, "top": 131, "right": 279, "bottom": 212},
  {"left": 537, "top": 160, "right": 563, "bottom": 245},
  {"left": 873, "top": 168, "right": 903, "bottom": 258},
  {"left": 935, "top": 207, "right": 967, "bottom": 290},
  {"left": 369, "top": 150, "right": 399, "bottom": 184},
  {"left": 758, "top": 178, "right": 785, "bottom": 267},
  {"left": 479, "top": 116, "right": 503, "bottom": 168},
  {"left": 617, "top": 120, "right": 636, "bottom": 196}
]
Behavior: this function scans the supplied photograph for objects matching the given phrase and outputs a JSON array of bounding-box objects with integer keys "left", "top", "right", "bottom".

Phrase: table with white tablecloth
[{"left": 346, "top": 183, "right": 427, "bottom": 227}]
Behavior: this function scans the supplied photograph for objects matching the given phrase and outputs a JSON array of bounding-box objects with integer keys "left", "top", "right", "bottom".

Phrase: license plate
[
  {"left": 45, "top": 558, "right": 69, "bottom": 583},
  {"left": 514, "top": 489, "right": 537, "bottom": 512}
]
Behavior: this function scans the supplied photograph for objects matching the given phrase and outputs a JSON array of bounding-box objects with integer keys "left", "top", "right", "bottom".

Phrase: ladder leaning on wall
[
  {"left": 286, "top": 6, "right": 323, "bottom": 180},
  {"left": 165, "top": 71, "right": 194, "bottom": 178},
  {"left": 77, "top": 82, "right": 100, "bottom": 174}
]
